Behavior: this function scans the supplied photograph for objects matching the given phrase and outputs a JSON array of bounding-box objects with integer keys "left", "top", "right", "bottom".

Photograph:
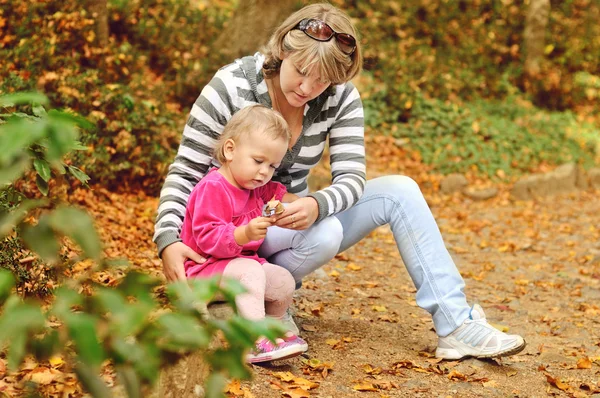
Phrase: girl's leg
[
  {"left": 258, "top": 216, "right": 344, "bottom": 282},
  {"left": 261, "top": 262, "right": 296, "bottom": 319},
  {"left": 221, "top": 258, "right": 266, "bottom": 320},
  {"left": 334, "top": 175, "right": 471, "bottom": 337}
]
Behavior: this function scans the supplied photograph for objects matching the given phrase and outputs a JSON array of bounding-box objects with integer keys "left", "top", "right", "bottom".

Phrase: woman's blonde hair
[
  {"left": 262, "top": 3, "right": 363, "bottom": 85},
  {"left": 214, "top": 105, "right": 290, "bottom": 164}
]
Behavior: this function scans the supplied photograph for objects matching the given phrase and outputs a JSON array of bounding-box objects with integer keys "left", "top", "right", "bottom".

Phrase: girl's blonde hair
[
  {"left": 214, "top": 105, "right": 290, "bottom": 164},
  {"left": 262, "top": 3, "right": 363, "bottom": 85}
]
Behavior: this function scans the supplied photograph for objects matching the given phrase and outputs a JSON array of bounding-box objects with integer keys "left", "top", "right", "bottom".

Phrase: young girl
[{"left": 180, "top": 105, "right": 308, "bottom": 363}]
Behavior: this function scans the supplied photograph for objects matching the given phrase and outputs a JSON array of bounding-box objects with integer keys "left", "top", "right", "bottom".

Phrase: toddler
[{"left": 180, "top": 105, "right": 307, "bottom": 363}]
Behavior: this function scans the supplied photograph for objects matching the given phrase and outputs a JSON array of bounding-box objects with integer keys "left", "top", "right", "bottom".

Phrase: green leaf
[
  {"left": 208, "top": 348, "right": 250, "bottom": 380},
  {"left": 74, "top": 362, "right": 112, "bottom": 398},
  {"left": 33, "top": 158, "right": 52, "bottom": 182},
  {"left": 0, "top": 198, "right": 46, "bottom": 238},
  {"left": 36, "top": 173, "right": 49, "bottom": 196},
  {"left": 32, "top": 103, "right": 47, "bottom": 117},
  {"left": 157, "top": 313, "right": 211, "bottom": 350},
  {"left": 111, "top": 338, "right": 160, "bottom": 382},
  {"left": 51, "top": 287, "right": 83, "bottom": 319},
  {"left": 68, "top": 165, "right": 90, "bottom": 185},
  {"left": 94, "top": 288, "right": 152, "bottom": 337},
  {"left": 0, "top": 156, "right": 30, "bottom": 186},
  {"left": 0, "top": 117, "right": 46, "bottom": 164},
  {"left": 30, "top": 329, "right": 60, "bottom": 360},
  {"left": 116, "top": 365, "right": 141, "bottom": 398},
  {"left": 21, "top": 218, "right": 60, "bottom": 263},
  {"left": 0, "top": 269, "right": 15, "bottom": 305},
  {"left": 49, "top": 207, "right": 102, "bottom": 260},
  {"left": 48, "top": 109, "right": 94, "bottom": 130},
  {"left": 65, "top": 313, "right": 105, "bottom": 368},
  {"left": 7, "top": 330, "right": 27, "bottom": 371},
  {"left": 205, "top": 373, "right": 227, "bottom": 398},
  {"left": 167, "top": 277, "right": 219, "bottom": 314},
  {"left": 0, "top": 92, "right": 49, "bottom": 107}
]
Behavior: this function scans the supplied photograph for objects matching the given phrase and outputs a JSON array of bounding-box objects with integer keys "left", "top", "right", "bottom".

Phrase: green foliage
[
  {"left": 390, "top": 94, "right": 599, "bottom": 177},
  {"left": 0, "top": 93, "right": 283, "bottom": 397}
]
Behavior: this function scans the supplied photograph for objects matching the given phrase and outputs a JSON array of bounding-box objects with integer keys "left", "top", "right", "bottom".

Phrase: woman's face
[{"left": 278, "top": 55, "right": 331, "bottom": 108}]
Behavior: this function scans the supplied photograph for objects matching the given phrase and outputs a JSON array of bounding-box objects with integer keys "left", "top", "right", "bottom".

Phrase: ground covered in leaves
[{"left": 2, "top": 142, "right": 599, "bottom": 398}]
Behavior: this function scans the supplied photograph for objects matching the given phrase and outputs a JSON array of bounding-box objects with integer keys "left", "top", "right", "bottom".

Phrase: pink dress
[{"left": 180, "top": 168, "right": 287, "bottom": 278}]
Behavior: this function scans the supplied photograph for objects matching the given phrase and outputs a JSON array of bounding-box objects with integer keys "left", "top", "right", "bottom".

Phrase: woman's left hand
[{"left": 275, "top": 197, "right": 319, "bottom": 230}]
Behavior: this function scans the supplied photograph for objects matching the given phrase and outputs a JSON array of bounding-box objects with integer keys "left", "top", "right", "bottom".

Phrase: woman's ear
[{"left": 223, "top": 139, "right": 236, "bottom": 161}]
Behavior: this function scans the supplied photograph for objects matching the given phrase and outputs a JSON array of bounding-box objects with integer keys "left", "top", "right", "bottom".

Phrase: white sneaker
[
  {"left": 280, "top": 308, "right": 300, "bottom": 335},
  {"left": 436, "top": 304, "right": 526, "bottom": 360}
]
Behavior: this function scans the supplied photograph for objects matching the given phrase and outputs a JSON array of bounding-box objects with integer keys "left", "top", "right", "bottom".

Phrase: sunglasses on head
[{"left": 292, "top": 18, "right": 357, "bottom": 56}]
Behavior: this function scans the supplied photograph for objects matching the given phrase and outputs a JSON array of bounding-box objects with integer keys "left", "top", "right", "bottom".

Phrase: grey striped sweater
[{"left": 154, "top": 53, "right": 366, "bottom": 255}]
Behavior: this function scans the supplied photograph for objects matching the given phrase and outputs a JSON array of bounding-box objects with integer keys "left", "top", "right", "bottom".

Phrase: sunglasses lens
[
  {"left": 336, "top": 33, "right": 356, "bottom": 54},
  {"left": 305, "top": 19, "right": 334, "bottom": 40}
]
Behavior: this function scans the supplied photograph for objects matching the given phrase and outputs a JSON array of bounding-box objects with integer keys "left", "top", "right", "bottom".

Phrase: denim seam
[
  {"left": 286, "top": 231, "right": 312, "bottom": 277},
  {"left": 348, "top": 193, "right": 459, "bottom": 331}
]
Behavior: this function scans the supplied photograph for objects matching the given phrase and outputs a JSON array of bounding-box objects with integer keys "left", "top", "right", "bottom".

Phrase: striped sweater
[{"left": 153, "top": 53, "right": 366, "bottom": 255}]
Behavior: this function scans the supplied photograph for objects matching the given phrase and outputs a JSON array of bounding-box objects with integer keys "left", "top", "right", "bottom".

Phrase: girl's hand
[
  {"left": 242, "top": 216, "right": 276, "bottom": 242},
  {"left": 275, "top": 197, "right": 319, "bottom": 230},
  {"left": 161, "top": 242, "right": 206, "bottom": 282}
]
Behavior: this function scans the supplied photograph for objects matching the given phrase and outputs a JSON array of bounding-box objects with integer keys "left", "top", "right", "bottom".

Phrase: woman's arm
[{"left": 307, "top": 83, "right": 367, "bottom": 222}]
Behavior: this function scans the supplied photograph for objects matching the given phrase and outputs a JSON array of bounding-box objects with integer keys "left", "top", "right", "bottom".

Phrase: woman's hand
[
  {"left": 275, "top": 197, "right": 319, "bottom": 230},
  {"left": 161, "top": 242, "right": 206, "bottom": 282}
]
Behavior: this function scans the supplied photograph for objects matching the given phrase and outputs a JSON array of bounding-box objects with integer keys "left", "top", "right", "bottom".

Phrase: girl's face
[
  {"left": 220, "top": 129, "right": 288, "bottom": 190},
  {"left": 278, "top": 55, "right": 331, "bottom": 108}
]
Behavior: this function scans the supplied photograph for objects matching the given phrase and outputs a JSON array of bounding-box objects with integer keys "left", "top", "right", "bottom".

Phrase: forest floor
[
  {"left": 3, "top": 139, "right": 599, "bottom": 398},
  {"left": 78, "top": 139, "right": 600, "bottom": 398}
]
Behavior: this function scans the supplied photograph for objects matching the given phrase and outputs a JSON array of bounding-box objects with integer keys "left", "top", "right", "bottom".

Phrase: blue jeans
[{"left": 258, "top": 175, "right": 471, "bottom": 337}]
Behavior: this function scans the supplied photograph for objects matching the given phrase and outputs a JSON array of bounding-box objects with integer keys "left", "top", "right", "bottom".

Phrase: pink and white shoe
[{"left": 247, "top": 334, "right": 308, "bottom": 363}]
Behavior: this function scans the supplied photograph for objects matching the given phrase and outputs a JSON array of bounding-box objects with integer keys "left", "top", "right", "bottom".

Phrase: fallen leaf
[
  {"left": 282, "top": 388, "right": 310, "bottom": 398},
  {"left": 545, "top": 373, "right": 572, "bottom": 392},
  {"left": 353, "top": 383, "right": 378, "bottom": 392},
  {"left": 372, "top": 305, "right": 387, "bottom": 312},
  {"left": 577, "top": 357, "right": 592, "bottom": 369},
  {"left": 346, "top": 263, "right": 362, "bottom": 271}
]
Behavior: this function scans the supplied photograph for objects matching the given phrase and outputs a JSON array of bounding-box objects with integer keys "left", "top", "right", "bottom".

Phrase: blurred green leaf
[
  {"left": 52, "top": 287, "right": 84, "bottom": 319},
  {"left": 112, "top": 338, "right": 160, "bottom": 382},
  {"left": 65, "top": 313, "right": 105, "bottom": 368},
  {"left": 21, "top": 218, "right": 60, "bottom": 263},
  {"left": 116, "top": 365, "right": 141, "bottom": 398},
  {"left": 0, "top": 156, "right": 30, "bottom": 186},
  {"left": 0, "top": 92, "right": 49, "bottom": 107},
  {"left": 0, "top": 270, "right": 15, "bottom": 305},
  {"left": 49, "top": 207, "right": 102, "bottom": 260},
  {"left": 75, "top": 362, "right": 112, "bottom": 398},
  {"left": 157, "top": 313, "right": 211, "bottom": 350},
  {"left": 8, "top": 331, "right": 27, "bottom": 371},
  {"left": 0, "top": 118, "right": 46, "bottom": 164},
  {"left": 0, "top": 198, "right": 46, "bottom": 238},
  {"left": 208, "top": 348, "right": 250, "bottom": 380},
  {"left": 205, "top": 373, "right": 227, "bottom": 398}
]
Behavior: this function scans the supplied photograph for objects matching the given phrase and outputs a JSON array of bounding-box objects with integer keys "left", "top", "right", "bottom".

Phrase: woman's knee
[{"left": 310, "top": 215, "right": 344, "bottom": 256}]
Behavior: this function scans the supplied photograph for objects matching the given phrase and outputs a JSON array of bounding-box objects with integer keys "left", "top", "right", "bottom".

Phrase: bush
[{"left": 0, "top": 92, "right": 283, "bottom": 397}]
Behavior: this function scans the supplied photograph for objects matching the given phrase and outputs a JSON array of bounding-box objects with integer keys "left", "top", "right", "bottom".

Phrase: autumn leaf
[
  {"left": 545, "top": 373, "right": 572, "bottom": 392},
  {"left": 372, "top": 305, "right": 387, "bottom": 312},
  {"left": 576, "top": 357, "right": 592, "bottom": 369},
  {"left": 353, "top": 382, "right": 378, "bottom": 392},
  {"left": 282, "top": 388, "right": 310, "bottom": 398},
  {"left": 346, "top": 263, "right": 362, "bottom": 271}
]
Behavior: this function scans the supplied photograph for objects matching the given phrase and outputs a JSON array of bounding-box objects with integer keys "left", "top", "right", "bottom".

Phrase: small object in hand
[{"left": 264, "top": 197, "right": 285, "bottom": 216}]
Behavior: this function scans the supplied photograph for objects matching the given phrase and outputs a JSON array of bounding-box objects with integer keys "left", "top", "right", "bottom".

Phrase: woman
[{"left": 154, "top": 3, "right": 526, "bottom": 360}]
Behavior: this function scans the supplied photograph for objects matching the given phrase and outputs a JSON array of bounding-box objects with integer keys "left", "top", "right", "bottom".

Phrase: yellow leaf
[
  {"left": 282, "top": 388, "right": 310, "bottom": 398},
  {"left": 372, "top": 305, "right": 387, "bottom": 312},
  {"left": 273, "top": 371, "right": 296, "bottom": 382},
  {"left": 49, "top": 355, "right": 64, "bottom": 368},
  {"left": 577, "top": 357, "right": 592, "bottom": 369},
  {"left": 346, "top": 263, "right": 362, "bottom": 271},
  {"left": 490, "top": 323, "right": 509, "bottom": 332},
  {"left": 329, "top": 270, "right": 340, "bottom": 277},
  {"left": 326, "top": 339, "right": 340, "bottom": 346},
  {"left": 353, "top": 383, "right": 378, "bottom": 392}
]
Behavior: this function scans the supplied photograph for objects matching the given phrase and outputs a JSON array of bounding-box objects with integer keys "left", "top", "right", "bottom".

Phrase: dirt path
[{"left": 86, "top": 180, "right": 600, "bottom": 398}]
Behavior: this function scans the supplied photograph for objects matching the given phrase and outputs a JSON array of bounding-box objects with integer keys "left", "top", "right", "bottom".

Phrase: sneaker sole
[
  {"left": 436, "top": 339, "right": 527, "bottom": 360},
  {"left": 247, "top": 343, "right": 308, "bottom": 364}
]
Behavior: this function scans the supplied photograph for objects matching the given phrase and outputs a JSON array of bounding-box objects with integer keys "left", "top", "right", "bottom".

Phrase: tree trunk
[
  {"left": 213, "top": 0, "right": 298, "bottom": 61},
  {"left": 523, "top": 0, "right": 550, "bottom": 77},
  {"left": 86, "top": 0, "right": 109, "bottom": 48}
]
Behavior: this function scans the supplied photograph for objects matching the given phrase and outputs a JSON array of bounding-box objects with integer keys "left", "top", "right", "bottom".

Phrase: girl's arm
[{"left": 282, "top": 192, "right": 300, "bottom": 202}]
